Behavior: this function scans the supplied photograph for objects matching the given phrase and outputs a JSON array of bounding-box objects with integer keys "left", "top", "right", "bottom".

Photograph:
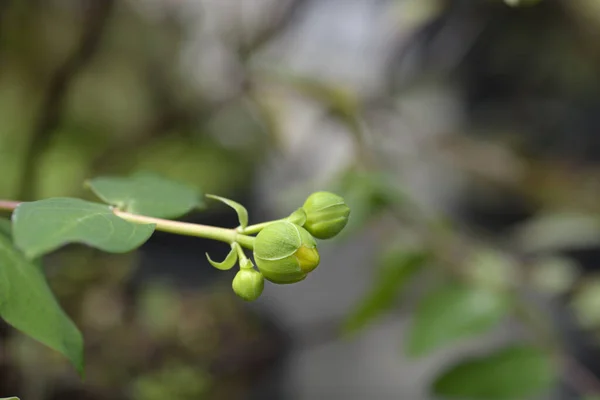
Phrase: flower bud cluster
[
  {"left": 229, "top": 191, "right": 350, "bottom": 300},
  {"left": 253, "top": 191, "right": 350, "bottom": 285}
]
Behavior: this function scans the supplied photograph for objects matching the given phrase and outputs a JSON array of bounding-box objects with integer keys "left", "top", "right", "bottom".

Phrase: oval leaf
[
  {"left": 12, "top": 198, "right": 155, "bottom": 259},
  {"left": 206, "top": 246, "right": 238, "bottom": 271},
  {"left": 406, "top": 284, "right": 510, "bottom": 357},
  {"left": 343, "top": 250, "right": 428, "bottom": 334},
  {"left": 433, "top": 345, "right": 557, "bottom": 400},
  {"left": 206, "top": 194, "right": 248, "bottom": 229},
  {"left": 0, "top": 233, "right": 84, "bottom": 375},
  {"left": 86, "top": 172, "right": 203, "bottom": 219}
]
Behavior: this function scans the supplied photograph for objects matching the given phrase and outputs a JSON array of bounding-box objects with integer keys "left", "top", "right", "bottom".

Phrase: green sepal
[
  {"left": 206, "top": 194, "right": 248, "bottom": 229},
  {"left": 206, "top": 247, "right": 238, "bottom": 270},
  {"left": 240, "top": 258, "right": 254, "bottom": 270}
]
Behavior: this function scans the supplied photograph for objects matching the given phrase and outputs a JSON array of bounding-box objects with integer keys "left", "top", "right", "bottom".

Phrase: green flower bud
[
  {"left": 302, "top": 191, "right": 350, "bottom": 239},
  {"left": 232, "top": 269, "right": 264, "bottom": 301},
  {"left": 253, "top": 221, "right": 320, "bottom": 284}
]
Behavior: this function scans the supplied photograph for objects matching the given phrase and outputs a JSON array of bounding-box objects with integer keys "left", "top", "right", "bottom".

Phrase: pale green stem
[
  {"left": 233, "top": 242, "right": 246, "bottom": 261},
  {"left": 113, "top": 209, "right": 256, "bottom": 249},
  {"left": 239, "top": 219, "right": 285, "bottom": 235},
  {"left": 0, "top": 200, "right": 257, "bottom": 249},
  {"left": 232, "top": 241, "right": 254, "bottom": 269}
]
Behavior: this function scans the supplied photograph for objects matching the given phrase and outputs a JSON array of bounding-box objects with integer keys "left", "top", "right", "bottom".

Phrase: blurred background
[{"left": 3, "top": 0, "right": 600, "bottom": 398}]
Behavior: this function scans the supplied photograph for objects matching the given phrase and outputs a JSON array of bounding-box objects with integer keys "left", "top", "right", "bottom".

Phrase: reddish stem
[{"left": 0, "top": 201, "right": 21, "bottom": 212}]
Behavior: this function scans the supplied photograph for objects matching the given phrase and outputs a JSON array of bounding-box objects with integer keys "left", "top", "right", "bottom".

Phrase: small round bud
[
  {"left": 302, "top": 191, "right": 350, "bottom": 239},
  {"left": 232, "top": 269, "right": 264, "bottom": 301},
  {"left": 253, "top": 221, "right": 320, "bottom": 284}
]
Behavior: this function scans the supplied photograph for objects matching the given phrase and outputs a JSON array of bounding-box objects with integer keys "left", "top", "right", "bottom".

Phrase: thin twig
[
  {"left": 0, "top": 200, "right": 20, "bottom": 212},
  {"left": 89, "top": 86, "right": 249, "bottom": 174},
  {"left": 92, "top": 0, "right": 305, "bottom": 172},
  {"left": 89, "top": 107, "right": 190, "bottom": 173},
  {"left": 19, "top": 0, "right": 115, "bottom": 200}
]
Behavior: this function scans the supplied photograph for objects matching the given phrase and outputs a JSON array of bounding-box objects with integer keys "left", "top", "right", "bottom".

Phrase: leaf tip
[
  {"left": 206, "top": 248, "right": 238, "bottom": 270},
  {"left": 76, "top": 361, "right": 86, "bottom": 380},
  {"left": 205, "top": 194, "right": 248, "bottom": 229},
  {"left": 205, "top": 252, "right": 222, "bottom": 270}
]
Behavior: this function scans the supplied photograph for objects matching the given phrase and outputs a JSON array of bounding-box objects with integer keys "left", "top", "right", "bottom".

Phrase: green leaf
[
  {"left": 12, "top": 198, "right": 155, "bottom": 259},
  {"left": 433, "top": 345, "right": 557, "bottom": 399},
  {"left": 0, "top": 397, "right": 19, "bottom": 400},
  {"left": 86, "top": 172, "right": 203, "bottom": 219},
  {"left": 206, "top": 246, "right": 238, "bottom": 271},
  {"left": 343, "top": 250, "right": 428, "bottom": 334},
  {"left": 0, "top": 233, "right": 84, "bottom": 375},
  {"left": 406, "top": 284, "right": 510, "bottom": 357},
  {"left": 206, "top": 194, "right": 248, "bottom": 229}
]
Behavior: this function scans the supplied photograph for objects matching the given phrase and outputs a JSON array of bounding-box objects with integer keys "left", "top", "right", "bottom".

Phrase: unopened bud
[
  {"left": 232, "top": 269, "right": 264, "bottom": 301},
  {"left": 253, "top": 221, "right": 320, "bottom": 284},
  {"left": 302, "top": 191, "right": 350, "bottom": 239}
]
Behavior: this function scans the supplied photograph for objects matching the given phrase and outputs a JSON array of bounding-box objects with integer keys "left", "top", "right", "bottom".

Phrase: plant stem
[
  {"left": 0, "top": 200, "right": 256, "bottom": 249},
  {"left": 233, "top": 241, "right": 255, "bottom": 269},
  {"left": 239, "top": 219, "right": 284, "bottom": 235},
  {"left": 0, "top": 200, "right": 21, "bottom": 212},
  {"left": 112, "top": 210, "right": 255, "bottom": 249},
  {"left": 233, "top": 242, "right": 245, "bottom": 260}
]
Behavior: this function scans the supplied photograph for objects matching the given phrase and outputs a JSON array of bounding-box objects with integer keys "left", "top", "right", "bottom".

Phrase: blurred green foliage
[
  {"left": 433, "top": 345, "right": 557, "bottom": 399},
  {"left": 4, "top": 248, "right": 277, "bottom": 399}
]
